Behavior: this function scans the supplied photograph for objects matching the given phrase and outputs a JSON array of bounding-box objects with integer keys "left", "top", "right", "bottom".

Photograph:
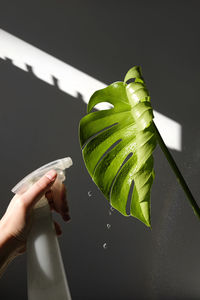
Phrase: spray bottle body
[
  {"left": 27, "top": 199, "right": 71, "bottom": 300},
  {"left": 12, "top": 158, "right": 73, "bottom": 300}
]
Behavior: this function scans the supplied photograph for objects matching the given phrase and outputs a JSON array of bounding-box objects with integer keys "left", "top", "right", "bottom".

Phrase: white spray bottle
[{"left": 11, "top": 157, "right": 73, "bottom": 300}]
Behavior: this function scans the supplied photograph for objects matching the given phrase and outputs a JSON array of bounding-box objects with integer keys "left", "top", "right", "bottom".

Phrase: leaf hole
[
  {"left": 126, "top": 180, "right": 134, "bottom": 215},
  {"left": 92, "top": 102, "right": 114, "bottom": 111},
  {"left": 81, "top": 122, "right": 118, "bottom": 149},
  {"left": 94, "top": 139, "right": 122, "bottom": 173},
  {"left": 109, "top": 152, "right": 133, "bottom": 201},
  {"left": 126, "top": 78, "right": 136, "bottom": 85},
  {"left": 121, "top": 152, "right": 133, "bottom": 168}
]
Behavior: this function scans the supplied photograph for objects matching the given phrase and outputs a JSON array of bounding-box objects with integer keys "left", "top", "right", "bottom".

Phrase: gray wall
[{"left": 1, "top": 1, "right": 200, "bottom": 299}]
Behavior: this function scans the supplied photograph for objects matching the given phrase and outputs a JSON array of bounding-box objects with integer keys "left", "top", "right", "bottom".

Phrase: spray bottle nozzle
[{"left": 12, "top": 157, "right": 73, "bottom": 195}]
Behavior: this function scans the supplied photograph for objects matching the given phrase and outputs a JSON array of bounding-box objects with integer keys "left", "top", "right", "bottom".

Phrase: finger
[
  {"left": 51, "top": 180, "right": 70, "bottom": 221},
  {"left": 46, "top": 185, "right": 70, "bottom": 222},
  {"left": 22, "top": 170, "right": 57, "bottom": 209},
  {"left": 18, "top": 244, "right": 26, "bottom": 255},
  {"left": 45, "top": 190, "right": 56, "bottom": 210},
  {"left": 54, "top": 221, "right": 62, "bottom": 236}
]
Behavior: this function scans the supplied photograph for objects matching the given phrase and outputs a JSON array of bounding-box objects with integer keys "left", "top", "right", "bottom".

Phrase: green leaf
[{"left": 79, "top": 66, "right": 157, "bottom": 227}]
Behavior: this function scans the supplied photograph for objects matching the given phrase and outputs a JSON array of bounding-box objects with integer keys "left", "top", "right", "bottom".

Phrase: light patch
[
  {"left": 0, "top": 29, "right": 182, "bottom": 151},
  {"left": 154, "top": 111, "right": 182, "bottom": 151}
]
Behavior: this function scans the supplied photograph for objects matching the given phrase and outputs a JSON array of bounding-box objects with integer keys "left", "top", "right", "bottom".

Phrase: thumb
[{"left": 22, "top": 170, "right": 57, "bottom": 209}]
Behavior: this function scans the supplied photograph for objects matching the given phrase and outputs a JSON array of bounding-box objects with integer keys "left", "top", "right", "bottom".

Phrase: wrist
[
  {"left": 0, "top": 219, "right": 26, "bottom": 277},
  {"left": 0, "top": 219, "right": 23, "bottom": 260},
  {"left": 0, "top": 220, "right": 16, "bottom": 277}
]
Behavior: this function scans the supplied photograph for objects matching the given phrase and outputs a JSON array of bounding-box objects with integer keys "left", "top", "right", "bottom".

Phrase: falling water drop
[
  {"left": 108, "top": 210, "right": 112, "bottom": 216},
  {"left": 103, "top": 243, "right": 108, "bottom": 249},
  {"left": 107, "top": 224, "right": 111, "bottom": 229},
  {"left": 88, "top": 191, "right": 92, "bottom": 197}
]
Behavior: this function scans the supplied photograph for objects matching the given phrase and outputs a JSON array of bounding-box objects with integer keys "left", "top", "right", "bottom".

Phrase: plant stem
[{"left": 153, "top": 122, "right": 200, "bottom": 220}]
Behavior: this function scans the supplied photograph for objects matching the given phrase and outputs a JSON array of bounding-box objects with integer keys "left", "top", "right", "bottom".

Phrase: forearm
[
  {"left": 0, "top": 170, "right": 65, "bottom": 278},
  {"left": 0, "top": 248, "right": 14, "bottom": 278},
  {"left": 0, "top": 220, "right": 21, "bottom": 278}
]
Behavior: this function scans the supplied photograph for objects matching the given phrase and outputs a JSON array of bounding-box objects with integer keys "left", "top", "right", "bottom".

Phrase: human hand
[{"left": 0, "top": 170, "right": 70, "bottom": 276}]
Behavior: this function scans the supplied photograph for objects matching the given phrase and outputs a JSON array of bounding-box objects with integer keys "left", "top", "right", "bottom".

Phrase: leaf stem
[{"left": 153, "top": 122, "right": 200, "bottom": 220}]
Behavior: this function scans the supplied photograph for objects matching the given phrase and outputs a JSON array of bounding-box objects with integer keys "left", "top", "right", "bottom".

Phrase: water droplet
[
  {"left": 107, "top": 224, "right": 111, "bottom": 229},
  {"left": 88, "top": 191, "right": 92, "bottom": 197},
  {"left": 110, "top": 206, "right": 115, "bottom": 211},
  {"left": 103, "top": 243, "right": 108, "bottom": 249},
  {"left": 108, "top": 210, "right": 112, "bottom": 216}
]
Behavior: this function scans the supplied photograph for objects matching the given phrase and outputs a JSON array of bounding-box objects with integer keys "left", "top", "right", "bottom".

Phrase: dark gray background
[{"left": 0, "top": 1, "right": 200, "bottom": 299}]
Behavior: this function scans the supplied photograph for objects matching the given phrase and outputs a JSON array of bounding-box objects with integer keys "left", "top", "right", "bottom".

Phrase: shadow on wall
[
  {"left": 0, "top": 55, "right": 156, "bottom": 300},
  {"left": 0, "top": 58, "right": 90, "bottom": 299},
  {"left": 2, "top": 31, "right": 199, "bottom": 300},
  {"left": 0, "top": 29, "right": 182, "bottom": 152},
  {"left": 0, "top": 57, "right": 182, "bottom": 300}
]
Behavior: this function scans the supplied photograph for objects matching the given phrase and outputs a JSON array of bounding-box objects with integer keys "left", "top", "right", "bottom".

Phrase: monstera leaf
[
  {"left": 79, "top": 66, "right": 200, "bottom": 227},
  {"left": 79, "top": 66, "right": 157, "bottom": 227}
]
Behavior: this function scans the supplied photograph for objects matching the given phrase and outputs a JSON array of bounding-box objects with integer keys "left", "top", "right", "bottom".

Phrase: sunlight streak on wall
[{"left": 0, "top": 29, "right": 181, "bottom": 151}]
